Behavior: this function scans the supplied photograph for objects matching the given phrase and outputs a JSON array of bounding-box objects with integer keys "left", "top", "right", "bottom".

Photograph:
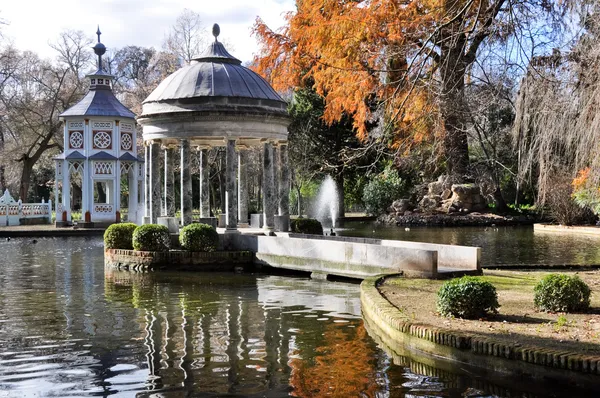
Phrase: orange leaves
[
  {"left": 572, "top": 167, "right": 591, "bottom": 191},
  {"left": 252, "top": 0, "right": 450, "bottom": 142}
]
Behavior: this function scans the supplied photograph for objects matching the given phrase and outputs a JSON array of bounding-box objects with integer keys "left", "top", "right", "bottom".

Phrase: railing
[{"left": 0, "top": 189, "right": 52, "bottom": 226}]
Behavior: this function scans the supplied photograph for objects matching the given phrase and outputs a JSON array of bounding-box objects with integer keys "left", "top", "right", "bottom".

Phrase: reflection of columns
[
  {"left": 262, "top": 142, "right": 275, "bottom": 233},
  {"left": 180, "top": 139, "right": 193, "bottom": 226},
  {"left": 198, "top": 149, "right": 210, "bottom": 218},
  {"left": 164, "top": 147, "right": 175, "bottom": 217},
  {"left": 279, "top": 144, "right": 290, "bottom": 216},
  {"left": 226, "top": 139, "right": 238, "bottom": 231},
  {"left": 150, "top": 141, "right": 161, "bottom": 223},
  {"left": 237, "top": 149, "right": 248, "bottom": 225}
]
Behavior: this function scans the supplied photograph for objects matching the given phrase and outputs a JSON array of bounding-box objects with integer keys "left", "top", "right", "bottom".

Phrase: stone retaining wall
[
  {"left": 360, "top": 275, "right": 600, "bottom": 387},
  {"left": 231, "top": 234, "right": 439, "bottom": 278},
  {"left": 288, "top": 233, "right": 480, "bottom": 271},
  {"left": 105, "top": 249, "right": 253, "bottom": 271}
]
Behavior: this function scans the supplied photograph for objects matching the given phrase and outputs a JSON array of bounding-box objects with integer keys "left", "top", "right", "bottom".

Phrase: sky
[{"left": 0, "top": 0, "right": 295, "bottom": 64}]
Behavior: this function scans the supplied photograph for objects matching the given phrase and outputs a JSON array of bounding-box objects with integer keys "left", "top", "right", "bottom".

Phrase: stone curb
[{"left": 360, "top": 274, "right": 600, "bottom": 376}]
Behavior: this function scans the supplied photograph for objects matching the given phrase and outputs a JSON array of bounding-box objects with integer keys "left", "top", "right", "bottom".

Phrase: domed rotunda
[{"left": 138, "top": 24, "right": 291, "bottom": 232}]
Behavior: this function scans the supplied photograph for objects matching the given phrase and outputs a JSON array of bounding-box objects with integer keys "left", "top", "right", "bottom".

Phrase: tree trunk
[
  {"left": 440, "top": 31, "right": 470, "bottom": 181},
  {"left": 19, "top": 159, "right": 34, "bottom": 200}
]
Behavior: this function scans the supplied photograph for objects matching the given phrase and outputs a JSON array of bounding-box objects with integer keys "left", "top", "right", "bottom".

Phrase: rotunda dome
[
  {"left": 138, "top": 24, "right": 290, "bottom": 147},
  {"left": 141, "top": 28, "right": 287, "bottom": 118}
]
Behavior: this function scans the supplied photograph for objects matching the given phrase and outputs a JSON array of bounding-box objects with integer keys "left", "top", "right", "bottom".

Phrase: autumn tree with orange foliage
[{"left": 253, "top": 0, "right": 569, "bottom": 181}]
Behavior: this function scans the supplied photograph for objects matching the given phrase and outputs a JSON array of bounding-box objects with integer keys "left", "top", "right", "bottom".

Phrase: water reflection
[
  {"left": 341, "top": 222, "right": 600, "bottom": 266},
  {"left": 0, "top": 237, "right": 593, "bottom": 397}
]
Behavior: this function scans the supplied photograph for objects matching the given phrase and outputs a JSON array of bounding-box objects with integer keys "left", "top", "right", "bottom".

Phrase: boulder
[
  {"left": 441, "top": 188, "right": 452, "bottom": 200},
  {"left": 391, "top": 199, "right": 412, "bottom": 213},
  {"left": 419, "top": 195, "right": 442, "bottom": 212}
]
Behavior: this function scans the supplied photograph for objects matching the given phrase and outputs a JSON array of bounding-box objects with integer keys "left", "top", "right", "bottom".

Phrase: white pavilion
[{"left": 54, "top": 28, "right": 143, "bottom": 226}]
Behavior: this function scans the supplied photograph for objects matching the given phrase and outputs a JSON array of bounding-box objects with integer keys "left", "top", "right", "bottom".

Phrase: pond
[
  {"left": 339, "top": 221, "right": 600, "bottom": 267},
  {"left": 0, "top": 237, "right": 594, "bottom": 397}
]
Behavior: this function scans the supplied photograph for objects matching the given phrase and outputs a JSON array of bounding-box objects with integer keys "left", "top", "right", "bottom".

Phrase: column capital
[{"left": 274, "top": 140, "right": 288, "bottom": 147}]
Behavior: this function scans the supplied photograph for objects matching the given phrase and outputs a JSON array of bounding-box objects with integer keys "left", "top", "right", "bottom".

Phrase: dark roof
[
  {"left": 65, "top": 151, "right": 86, "bottom": 160},
  {"left": 89, "top": 151, "right": 117, "bottom": 160},
  {"left": 119, "top": 152, "right": 139, "bottom": 162},
  {"left": 143, "top": 40, "right": 285, "bottom": 104},
  {"left": 193, "top": 41, "right": 241, "bottom": 64},
  {"left": 61, "top": 86, "right": 135, "bottom": 119}
]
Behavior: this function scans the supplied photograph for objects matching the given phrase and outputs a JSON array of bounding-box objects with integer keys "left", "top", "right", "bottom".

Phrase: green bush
[
  {"left": 534, "top": 274, "right": 591, "bottom": 313},
  {"left": 132, "top": 224, "right": 171, "bottom": 252},
  {"left": 104, "top": 223, "right": 137, "bottom": 250},
  {"left": 437, "top": 276, "right": 499, "bottom": 319},
  {"left": 362, "top": 165, "right": 407, "bottom": 216},
  {"left": 290, "top": 218, "right": 323, "bottom": 235},
  {"left": 179, "top": 223, "right": 219, "bottom": 252}
]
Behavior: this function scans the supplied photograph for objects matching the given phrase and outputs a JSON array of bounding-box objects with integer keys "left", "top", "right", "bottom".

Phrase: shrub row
[
  {"left": 104, "top": 222, "right": 219, "bottom": 252},
  {"left": 437, "top": 274, "right": 591, "bottom": 319}
]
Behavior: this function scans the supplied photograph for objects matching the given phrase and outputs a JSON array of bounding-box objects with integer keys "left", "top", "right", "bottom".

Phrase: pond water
[
  {"left": 340, "top": 221, "right": 600, "bottom": 267},
  {"left": 0, "top": 237, "right": 595, "bottom": 397}
]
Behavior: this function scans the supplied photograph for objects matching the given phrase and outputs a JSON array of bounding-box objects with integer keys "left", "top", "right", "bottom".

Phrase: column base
[
  {"left": 262, "top": 226, "right": 275, "bottom": 236},
  {"left": 142, "top": 216, "right": 152, "bottom": 224},
  {"left": 225, "top": 228, "right": 241, "bottom": 235},
  {"left": 274, "top": 215, "right": 290, "bottom": 232}
]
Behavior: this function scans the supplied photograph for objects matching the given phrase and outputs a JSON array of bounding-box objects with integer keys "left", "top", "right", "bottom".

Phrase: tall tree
[
  {"left": 0, "top": 30, "right": 91, "bottom": 199},
  {"left": 163, "top": 9, "right": 207, "bottom": 65},
  {"left": 289, "top": 87, "right": 376, "bottom": 217},
  {"left": 253, "top": 0, "right": 568, "bottom": 180}
]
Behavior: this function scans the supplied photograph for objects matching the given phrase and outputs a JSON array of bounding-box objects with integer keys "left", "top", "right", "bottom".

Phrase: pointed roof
[{"left": 60, "top": 27, "right": 135, "bottom": 120}]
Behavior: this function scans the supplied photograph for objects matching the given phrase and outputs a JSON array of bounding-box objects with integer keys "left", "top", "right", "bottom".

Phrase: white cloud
[{"left": 1, "top": 0, "right": 294, "bottom": 63}]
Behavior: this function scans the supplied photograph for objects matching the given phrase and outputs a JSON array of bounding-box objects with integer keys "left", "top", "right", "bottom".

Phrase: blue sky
[{"left": 0, "top": 0, "right": 295, "bottom": 63}]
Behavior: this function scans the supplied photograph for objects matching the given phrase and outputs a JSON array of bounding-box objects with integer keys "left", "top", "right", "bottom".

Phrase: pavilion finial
[
  {"left": 92, "top": 26, "right": 107, "bottom": 71},
  {"left": 212, "top": 23, "right": 220, "bottom": 42}
]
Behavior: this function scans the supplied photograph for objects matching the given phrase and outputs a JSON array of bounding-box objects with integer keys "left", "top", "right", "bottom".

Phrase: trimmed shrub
[
  {"left": 132, "top": 224, "right": 171, "bottom": 252},
  {"left": 179, "top": 223, "right": 219, "bottom": 252},
  {"left": 534, "top": 274, "right": 591, "bottom": 313},
  {"left": 437, "top": 276, "right": 499, "bottom": 319},
  {"left": 290, "top": 218, "right": 323, "bottom": 235},
  {"left": 104, "top": 223, "right": 137, "bottom": 250}
]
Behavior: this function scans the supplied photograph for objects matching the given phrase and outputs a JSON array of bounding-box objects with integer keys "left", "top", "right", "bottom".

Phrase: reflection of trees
[{"left": 289, "top": 324, "right": 379, "bottom": 397}]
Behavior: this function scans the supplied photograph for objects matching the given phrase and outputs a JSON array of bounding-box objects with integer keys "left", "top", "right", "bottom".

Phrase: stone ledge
[
  {"left": 105, "top": 248, "right": 253, "bottom": 271},
  {"left": 360, "top": 274, "right": 600, "bottom": 380}
]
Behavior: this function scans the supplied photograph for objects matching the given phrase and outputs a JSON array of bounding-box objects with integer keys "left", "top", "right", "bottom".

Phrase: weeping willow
[{"left": 512, "top": 23, "right": 600, "bottom": 205}]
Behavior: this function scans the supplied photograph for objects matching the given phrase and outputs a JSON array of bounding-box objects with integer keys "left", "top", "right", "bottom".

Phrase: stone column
[
  {"left": 150, "top": 141, "right": 161, "bottom": 223},
  {"left": 225, "top": 139, "right": 238, "bottom": 231},
  {"left": 262, "top": 142, "right": 275, "bottom": 233},
  {"left": 198, "top": 148, "right": 210, "bottom": 218},
  {"left": 273, "top": 146, "right": 280, "bottom": 213},
  {"left": 128, "top": 166, "right": 138, "bottom": 223},
  {"left": 164, "top": 147, "right": 175, "bottom": 217},
  {"left": 81, "top": 160, "right": 89, "bottom": 217},
  {"left": 279, "top": 144, "right": 290, "bottom": 217},
  {"left": 237, "top": 149, "right": 249, "bottom": 226},
  {"left": 144, "top": 144, "right": 150, "bottom": 219},
  {"left": 180, "top": 139, "right": 193, "bottom": 226},
  {"left": 63, "top": 160, "right": 71, "bottom": 221}
]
